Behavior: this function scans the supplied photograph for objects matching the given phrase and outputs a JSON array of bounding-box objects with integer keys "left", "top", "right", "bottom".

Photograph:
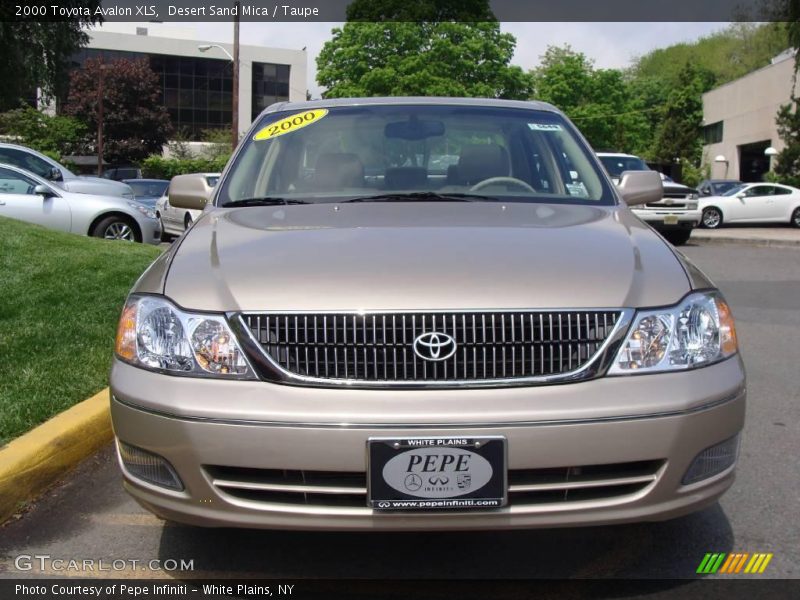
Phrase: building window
[
  {"left": 702, "top": 121, "right": 723, "bottom": 144},
  {"left": 69, "top": 48, "right": 233, "bottom": 140},
  {"left": 251, "top": 61, "right": 291, "bottom": 121}
]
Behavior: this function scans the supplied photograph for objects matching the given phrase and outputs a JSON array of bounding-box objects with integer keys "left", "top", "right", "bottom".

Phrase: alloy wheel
[{"left": 104, "top": 222, "right": 134, "bottom": 241}]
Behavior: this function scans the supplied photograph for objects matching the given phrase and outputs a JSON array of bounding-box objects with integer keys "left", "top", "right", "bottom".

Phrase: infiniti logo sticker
[{"left": 413, "top": 332, "right": 457, "bottom": 361}]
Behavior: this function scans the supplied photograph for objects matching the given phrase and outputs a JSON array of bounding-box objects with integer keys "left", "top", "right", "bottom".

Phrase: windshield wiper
[
  {"left": 342, "top": 191, "right": 495, "bottom": 203},
  {"left": 221, "top": 197, "right": 310, "bottom": 207}
]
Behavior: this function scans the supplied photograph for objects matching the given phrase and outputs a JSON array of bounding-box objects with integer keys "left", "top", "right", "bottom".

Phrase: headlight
[
  {"left": 128, "top": 201, "right": 156, "bottom": 219},
  {"left": 115, "top": 295, "right": 254, "bottom": 378},
  {"left": 609, "top": 291, "right": 737, "bottom": 375}
]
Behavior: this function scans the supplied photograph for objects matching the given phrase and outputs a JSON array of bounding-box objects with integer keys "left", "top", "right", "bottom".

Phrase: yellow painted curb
[{"left": 0, "top": 388, "right": 112, "bottom": 524}]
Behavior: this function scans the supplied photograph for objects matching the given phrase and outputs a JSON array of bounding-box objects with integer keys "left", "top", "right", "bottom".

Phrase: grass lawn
[{"left": 0, "top": 217, "right": 162, "bottom": 445}]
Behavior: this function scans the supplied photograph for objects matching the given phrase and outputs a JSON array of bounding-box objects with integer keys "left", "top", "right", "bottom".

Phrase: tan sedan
[{"left": 111, "top": 97, "right": 744, "bottom": 530}]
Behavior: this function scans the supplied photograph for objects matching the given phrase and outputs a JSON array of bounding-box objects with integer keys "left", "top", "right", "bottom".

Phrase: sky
[{"left": 177, "top": 22, "right": 730, "bottom": 97}]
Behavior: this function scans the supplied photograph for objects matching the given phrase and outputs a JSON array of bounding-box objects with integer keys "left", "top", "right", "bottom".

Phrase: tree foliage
[
  {"left": 649, "top": 62, "right": 705, "bottom": 165},
  {"left": 633, "top": 22, "right": 788, "bottom": 91},
  {"left": 774, "top": 100, "right": 800, "bottom": 187},
  {"left": 62, "top": 57, "right": 172, "bottom": 164},
  {"left": 317, "top": 20, "right": 533, "bottom": 99},
  {"left": 530, "top": 46, "right": 650, "bottom": 154},
  {"left": 0, "top": 106, "right": 86, "bottom": 158},
  {"left": 0, "top": 2, "right": 102, "bottom": 111}
]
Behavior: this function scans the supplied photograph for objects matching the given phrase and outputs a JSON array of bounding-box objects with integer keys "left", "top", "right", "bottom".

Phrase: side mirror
[
  {"left": 736, "top": 193, "right": 745, "bottom": 199},
  {"left": 33, "top": 184, "right": 54, "bottom": 197},
  {"left": 616, "top": 170, "right": 662, "bottom": 206},
  {"left": 48, "top": 167, "right": 63, "bottom": 182},
  {"left": 168, "top": 174, "right": 212, "bottom": 210}
]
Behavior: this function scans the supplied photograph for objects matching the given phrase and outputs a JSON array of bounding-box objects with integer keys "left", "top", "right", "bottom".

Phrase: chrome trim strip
[
  {"left": 230, "top": 308, "right": 635, "bottom": 389},
  {"left": 212, "top": 479, "right": 367, "bottom": 495},
  {"left": 508, "top": 474, "right": 656, "bottom": 493},
  {"left": 112, "top": 386, "right": 744, "bottom": 430}
]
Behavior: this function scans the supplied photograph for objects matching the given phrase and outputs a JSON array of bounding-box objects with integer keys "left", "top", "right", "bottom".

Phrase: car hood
[
  {"left": 62, "top": 177, "right": 133, "bottom": 197},
  {"left": 162, "top": 202, "right": 691, "bottom": 312}
]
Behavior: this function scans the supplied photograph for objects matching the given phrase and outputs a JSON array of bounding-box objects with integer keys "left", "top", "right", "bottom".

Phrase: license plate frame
[{"left": 367, "top": 436, "right": 507, "bottom": 511}]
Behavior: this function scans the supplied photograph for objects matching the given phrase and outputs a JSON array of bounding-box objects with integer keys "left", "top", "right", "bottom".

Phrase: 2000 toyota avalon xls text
[{"left": 110, "top": 98, "right": 745, "bottom": 530}]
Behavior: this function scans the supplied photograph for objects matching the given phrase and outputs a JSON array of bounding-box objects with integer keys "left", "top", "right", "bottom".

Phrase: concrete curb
[
  {"left": 690, "top": 235, "right": 800, "bottom": 248},
  {"left": 0, "top": 388, "right": 112, "bottom": 524}
]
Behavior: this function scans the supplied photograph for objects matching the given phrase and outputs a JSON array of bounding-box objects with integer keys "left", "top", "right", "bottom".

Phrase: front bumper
[
  {"left": 136, "top": 216, "right": 162, "bottom": 245},
  {"left": 109, "top": 356, "right": 746, "bottom": 530},
  {"left": 633, "top": 208, "right": 700, "bottom": 231}
]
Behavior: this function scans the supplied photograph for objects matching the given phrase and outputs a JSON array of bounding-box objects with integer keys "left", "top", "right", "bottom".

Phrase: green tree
[
  {"left": 530, "top": 46, "right": 650, "bottom": 153},
  {"left": 0, "top": 106, "right": 86, "bottom": 159},
  {"left": 317, "top": 20, "right": 532, "bottom": 99},
  {"left": 649, "top": 62, "right": 705, "bottom": 165},
  {"left": 62, "top": 57, "right": 172, "bottom": 164},
  {"left": 0, "top": 2, "right": 102, "bottom": 111},
  {"left": 774, "top": 100, "right": 800, "bottom": 187}
]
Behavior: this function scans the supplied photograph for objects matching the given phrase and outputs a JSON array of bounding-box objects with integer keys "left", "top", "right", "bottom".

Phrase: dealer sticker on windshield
[
  {"left": 368, "top": 436, "right": 507, "bottom": 510},
  {"left": 253, "top": 109, "right": 329, "bottom": 141},
  {"left": 528, "top": 123, "right": 563, "bottom": 132}
]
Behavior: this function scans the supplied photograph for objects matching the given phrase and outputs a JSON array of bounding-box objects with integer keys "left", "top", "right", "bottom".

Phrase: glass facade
[
  {"left": 69, "top": 48, "right": 291, "bottom": 140},
  {"left": 251, "top": 62, "right": 291, "bottom": 121}
]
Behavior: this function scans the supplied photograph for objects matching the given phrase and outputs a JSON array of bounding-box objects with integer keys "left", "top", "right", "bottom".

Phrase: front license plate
[
  {"left": 367, "top": 437, "right": 507, "bottom": 510},
  {"left": 663, "top": 215, "right": 679, "bottom": 225}
]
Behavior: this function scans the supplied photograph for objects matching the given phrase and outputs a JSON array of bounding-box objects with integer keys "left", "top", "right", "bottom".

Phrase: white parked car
[
  {"left": 0, "top": 143, "right": 134, "bottom": 199},
  {"left": 699, "top": 182, "right": 800, "bottom": 229},
  {"left": 156, "top": 173, "right": 219, "bottom": 238},
  {"left": 0, "top": 163, "right": 161, "bottom": 244}
]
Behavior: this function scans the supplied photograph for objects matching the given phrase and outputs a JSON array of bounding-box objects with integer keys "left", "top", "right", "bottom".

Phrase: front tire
[
  {"left": 663, "top": 229, "right": 692, "bottom": 246},
  {"left": 701, "top": 207, "right": 723, "bottom": 229},
  {"left": 92, "top": 216, "right": 139, "bottom": 242},
  {"left": 791, "top": 207, "right": 800, "bottom": 228}
]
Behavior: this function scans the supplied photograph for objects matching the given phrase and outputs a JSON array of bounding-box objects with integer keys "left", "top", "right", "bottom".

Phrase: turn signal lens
[
  {"left": 115, "top": 303, "right": 137, "bottom": 361},
  {"left": 716, "top": 298, "right": 738, "bottom": 356}
]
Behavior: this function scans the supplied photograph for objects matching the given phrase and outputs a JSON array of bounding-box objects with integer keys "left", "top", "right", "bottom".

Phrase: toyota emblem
[{"left": 413, "top": 332, "right": 457, "bottom": 361}]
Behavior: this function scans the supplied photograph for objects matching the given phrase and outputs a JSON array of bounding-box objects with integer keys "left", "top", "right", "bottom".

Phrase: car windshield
[
  {"left": 217, "top": 105, "right": 614, "bottom": 206},
  {"left": 128, "top": 181, "right": 168, "bottom": 197},
  {"left": 714, "top": 181, "right": 742, "bottom": 195},
  {"left": 598, "top": 155, "right": 649, "bottom": 178},
  {"left": 722, "top": 184, "right": 747, "bottom": 196}
]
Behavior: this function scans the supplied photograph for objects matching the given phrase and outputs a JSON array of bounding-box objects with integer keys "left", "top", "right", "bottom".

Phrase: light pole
[{"left": 198, "top": 2, "right": 240, "bottom": 150}]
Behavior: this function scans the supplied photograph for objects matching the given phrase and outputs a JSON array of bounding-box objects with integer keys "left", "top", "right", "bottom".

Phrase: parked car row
[{"left": 0, "top": 142, "right": 226, "bottom": 244}]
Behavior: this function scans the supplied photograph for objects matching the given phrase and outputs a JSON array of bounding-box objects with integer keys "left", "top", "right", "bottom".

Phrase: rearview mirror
[
  {"left": 616, "top": 170, "right": 662, "bottom": 206},
  {"left": 168, "top": 174, "right": 212, "bottom": 210},
  {"left": 385, "top": 119, "right": 445, "bottom": 140}
]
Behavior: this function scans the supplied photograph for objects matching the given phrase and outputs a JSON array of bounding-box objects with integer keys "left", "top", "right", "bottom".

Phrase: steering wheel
[{"left": 470, "top": 177, "right": 536, "bottom": 193}]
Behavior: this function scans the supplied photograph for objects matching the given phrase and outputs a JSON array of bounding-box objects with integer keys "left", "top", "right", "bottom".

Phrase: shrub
[
  {"left": 0, "top": 106, "right": 85, "bottom": 157},
  {"left": 140, "top": 154, "right": 229, "bottom": 179}
]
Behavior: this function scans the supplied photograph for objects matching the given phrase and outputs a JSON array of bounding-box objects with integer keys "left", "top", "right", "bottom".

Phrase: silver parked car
[
  {"left": 0, "top": 142, "right": 134, "bottom": 199},
  {"left": 111, "top": 98, "right": 744, "bottom": 530},
  {"left": 0, "top": 163, "right": 161, "bottom": 243}
]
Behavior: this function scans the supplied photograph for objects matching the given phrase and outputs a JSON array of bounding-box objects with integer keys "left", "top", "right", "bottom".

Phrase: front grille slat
[
  {"left": 242, "top": 310, "right": 622, "bottom": 384},
  {"left": 206, "top": 460, "right": 662, "bottom": 509}
]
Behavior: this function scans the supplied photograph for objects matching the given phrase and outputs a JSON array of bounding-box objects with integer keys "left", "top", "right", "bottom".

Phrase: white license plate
[
  {"left": 663, "top": 215, "right": 679, "bottom": 225},
  {"left": 367, "top": 437, "right": 507, "bottom": 510}
]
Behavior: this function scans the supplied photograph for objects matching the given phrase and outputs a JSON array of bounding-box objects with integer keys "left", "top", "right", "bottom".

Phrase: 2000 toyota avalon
[{"left": 110, "top": 98, "right": 745, "bottom": 530}]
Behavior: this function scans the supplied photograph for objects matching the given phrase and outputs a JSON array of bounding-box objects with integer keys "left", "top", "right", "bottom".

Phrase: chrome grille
[
  {"left": 205, "top": 460, "right": 663, "bottom": 509},
  {"left": 240, "top": 310, "right": 623, "bottom": 383}
]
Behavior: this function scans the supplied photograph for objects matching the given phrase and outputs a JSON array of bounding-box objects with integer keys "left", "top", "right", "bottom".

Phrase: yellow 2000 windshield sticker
[{"left": 253, "top": 109, "right": 328, "bottom": 140}]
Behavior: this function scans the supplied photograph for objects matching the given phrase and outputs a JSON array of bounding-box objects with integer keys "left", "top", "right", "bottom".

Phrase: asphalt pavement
[{"left": 1, "top": 244, "right": 798, "bottom": 590}]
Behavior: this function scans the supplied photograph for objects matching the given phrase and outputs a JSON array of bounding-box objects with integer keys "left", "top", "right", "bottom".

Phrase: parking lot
[{"left": 1, "top": 243, "right": 798, "bottom": 586}]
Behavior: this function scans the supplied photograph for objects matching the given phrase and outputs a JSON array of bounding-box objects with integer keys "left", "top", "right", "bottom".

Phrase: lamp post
[
  {"left": 198, "top": 2, "right": 240, "bottom": 150},
  {"left": 714, "top": 154, "right": 728, "bottom": 178},
  {"left": 764, "top": 146, "right": 778, "bottom": 173}
]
